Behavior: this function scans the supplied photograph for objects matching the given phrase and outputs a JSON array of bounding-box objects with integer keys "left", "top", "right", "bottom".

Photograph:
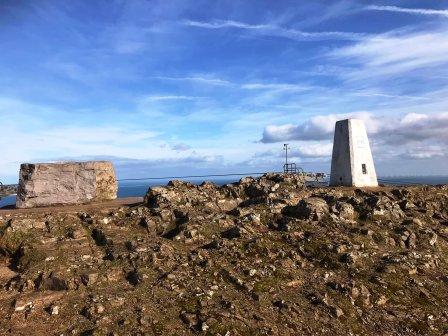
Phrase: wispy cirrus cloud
[
  {"left": 351, "top": 90, "right": 429, "bottom": 101},
  {"left": 183, "top": 19, "right": 369, "bottom": 41},
  {"left": 145, "top": 95, "right": 201, "bottom": 101},
  {"left": 153, "top": 76, "right": 233, "bottom": 86},
  {"left": 183, "top": 20, "right": 271, "bottom": 30},
  {"left": 241, "top": 83, "right": 314, "bottom": 91},
  {"left": 154, "top": 75, "right": 315, "bottom": 94},
  {"left": 365, "top": 5, "right": 448, "bottom": 17},
  {"left": 331, "top": 28, "right": 448, "bottom": 79}
]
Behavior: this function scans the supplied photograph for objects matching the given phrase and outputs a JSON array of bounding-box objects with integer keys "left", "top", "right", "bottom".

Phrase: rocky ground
[{"left": 0, "top": 173, "right": 447, "bottom": 335}]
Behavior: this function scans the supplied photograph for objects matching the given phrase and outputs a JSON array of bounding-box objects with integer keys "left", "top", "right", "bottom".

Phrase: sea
[{"left": 1, "top": 175, "right": 448, "bottom": 209}]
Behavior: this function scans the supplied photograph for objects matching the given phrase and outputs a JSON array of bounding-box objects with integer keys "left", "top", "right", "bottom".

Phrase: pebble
[{"left": 50, "top": 305, "right": 59, "bottom": 315}]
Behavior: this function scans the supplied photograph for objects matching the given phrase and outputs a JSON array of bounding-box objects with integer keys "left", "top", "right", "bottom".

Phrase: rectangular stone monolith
[
  {"left": 16, "top": 161, "right": 117, "bottom": 208},
  {"left": 330, "top": 119, "right": 378, "bottom": 187}
]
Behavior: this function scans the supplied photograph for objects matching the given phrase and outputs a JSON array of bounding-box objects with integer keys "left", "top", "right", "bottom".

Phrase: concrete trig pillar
[{"left": 330, "top": 119, "right": 378, "bottom": 187}]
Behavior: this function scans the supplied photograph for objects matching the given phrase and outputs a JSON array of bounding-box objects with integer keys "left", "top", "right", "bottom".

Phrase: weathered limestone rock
[
  {"left": 16, "top": 161, "right": 117, "bottom": 208},
  {"left": 283, "top": 197, "right": 329, "bottom": 220}
]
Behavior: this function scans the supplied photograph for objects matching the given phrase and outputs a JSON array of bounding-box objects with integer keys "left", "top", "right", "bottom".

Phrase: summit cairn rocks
[{"left": 16, "top": 161, "right": 117, "bottom": 208}]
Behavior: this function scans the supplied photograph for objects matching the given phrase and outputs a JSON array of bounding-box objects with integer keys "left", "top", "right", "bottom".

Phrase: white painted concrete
[{"left": 330, "top": 119, "right": 378, "bottom": 187}]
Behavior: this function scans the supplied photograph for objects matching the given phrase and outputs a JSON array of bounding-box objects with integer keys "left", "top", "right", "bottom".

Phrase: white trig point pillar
[{"left": 330, "top": 119, "right": 378, "bottom": 187}]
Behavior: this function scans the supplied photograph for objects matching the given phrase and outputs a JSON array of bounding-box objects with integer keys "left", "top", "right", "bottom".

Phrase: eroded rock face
[{"left": 16, "top": 161, "right": 117, "bottom": 208}]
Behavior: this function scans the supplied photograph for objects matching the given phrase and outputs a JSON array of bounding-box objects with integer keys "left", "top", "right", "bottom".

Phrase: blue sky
[{"left": 1, "top": 0, "right": 448, "bottom": 183}]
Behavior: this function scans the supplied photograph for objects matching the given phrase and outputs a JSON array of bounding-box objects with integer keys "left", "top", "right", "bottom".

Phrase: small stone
[
  {"left": 335, "top": 244, "right": 347, "bottom": 253},
  {"left": 408, "top": 268, "right": 417, "bottom": 275},
  {"left": 126, "top": 269, "right": 143, "bottom": 286},
  {"left": 340, "top": 252, "right": 357, "bottom": 264},
  {"left": 180, "top": 311, "right": 196, "bottom": 327},
  {"left": 338, "top": 202, "right": 356, "bottom": 220},
  {"left": 429, "top": 233, "right": 438, "bottom": 246},
  {"left": 360, "top": 228, "right": 374, "bottom": 236},
  {"left": 201, "top": 322, "right": 209, "bottom": 331},
  {"left": 81, "top": 273, "right": 98, "bottom": 286},
  {"left": 406, "top": 232, "right": 417, "bottom": 248},
  {"left": 330, "top": 305, "right": 344, "bottom": 318},
  {"left": 350, "top": 287, "right": 360, "bottom": 299},
  {"left": 273, "top": 300, "right": 289, "bottom": 310},
  {"left": 96, "top": 304, "right": 105, "bottom": 314},
  {"left": 15, "top": 301, "right": 34, "bottom": 312},
  {"left": 71, "top": 229, "right": 85, "bottom": 239},
  {"left": 412, "top": 218, "right": 423, "bottom": 226},
  {"left": 185, "top": 229, "right": 198, "bottom": 239},
  {"left": 376, "top": 295, "right": 387, "bottom": 306},
  {"left": 50, "top": 305, "right": 59, "bottom": 315},
  {"left": 221, "top": 226, "right": 241, "bottom": 239}
]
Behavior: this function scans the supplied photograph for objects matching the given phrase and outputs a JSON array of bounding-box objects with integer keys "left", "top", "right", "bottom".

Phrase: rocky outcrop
[
  {"left": 1, "top": 176, "right": 448, "bottom": 335},
  {"left": 145, "top": 173, "right": 305, "bottom": 210},
  {"left": 16, "top": 161, "right": 117, "bottom": 208}
]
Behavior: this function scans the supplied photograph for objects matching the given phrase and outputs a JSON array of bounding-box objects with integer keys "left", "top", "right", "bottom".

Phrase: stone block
[{"left": 16, "top": 161, "right": 117, "bottom": 208}]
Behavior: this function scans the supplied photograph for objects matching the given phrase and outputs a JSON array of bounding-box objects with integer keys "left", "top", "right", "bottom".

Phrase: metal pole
[{"left": 284, "top": 144, "right": 288, "bottom": 166}]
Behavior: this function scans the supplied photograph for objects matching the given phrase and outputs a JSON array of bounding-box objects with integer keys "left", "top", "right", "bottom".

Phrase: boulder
[
  {"left": 335, "top": 202, "right": 356, "bottom": 220},
  {"left": 16, "top": 161, "right": 117, "bottom": 208},
  {"left": 284, "top": 197, "right": 329, "bottom": 220}
]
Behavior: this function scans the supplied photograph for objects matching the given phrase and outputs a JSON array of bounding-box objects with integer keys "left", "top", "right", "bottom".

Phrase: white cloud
[
  {"left": 155, "top": 75, "right": 315, "bottom": 94},
  {"left": 154, "top": 76, "right": 232, "bottom": 86},
  {"left": 351, "top": 90, "right": 429, "bottom": 101},
  {"left": 260, "top": 113, "right": 448, "bottom": 162},
  {"left": 295, "top": 143, "right": 333, "bottom": 158},
  {"left": 261, "top": 112, "right": 379, "bottom": 143},
  {"left": 400, "top": 113, "right": 428, "bottom": 124},
  {"left": 262, "top": 112, "right": 448, "bottom": 144},
  {"left": 384, "top": 112, "right": 448, "bottom": 144},
  {"left": 400, "top": 146, "right": 447, "bottom": 159},
  {"left": 331, "top": 28, "right": 448, "bottom": 78},
  {"left": 145, "top": 95, "right": 200, "bottom": 101},
  {"left": 241, "top": 83, "right": 314, "bottom": 92},
  {"left": 183, "top": 20, "right": 271, "bottom": 30},
  {"left": 254, "top": 142, "right": 332, "bottom": 160},
  {"left": 366, "top": 5, "right": 448, "bottom": 17},
  {"left": 171, "top": 143, "right": 191, "bottom": 151},
  {"left": 183, "top": 19, "right": 369, "bottom": 41}
]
